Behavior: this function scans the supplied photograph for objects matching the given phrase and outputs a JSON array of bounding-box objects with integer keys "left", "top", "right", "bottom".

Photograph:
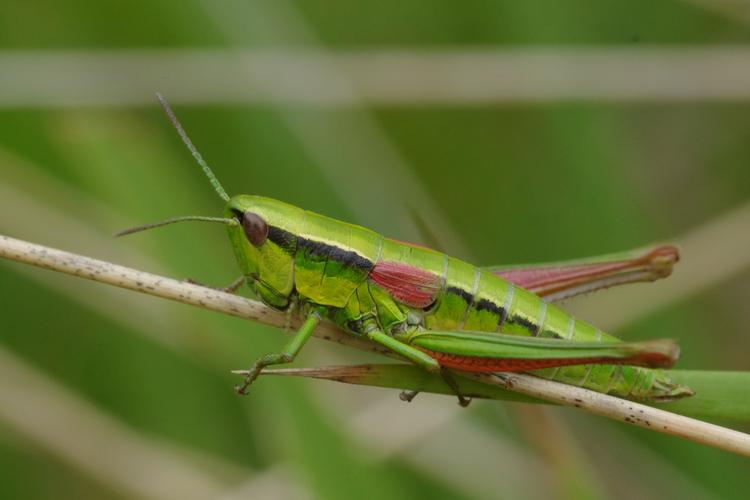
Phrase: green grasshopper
[{"left": 122, "top": 95, "right": 694, "bottom": 406}]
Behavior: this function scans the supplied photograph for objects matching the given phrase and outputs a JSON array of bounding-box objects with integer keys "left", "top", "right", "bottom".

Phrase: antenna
[
  {"left": 116, "top": 215, "right": 238, "bottom": 237},
  {"left": 156, "top": 93, "right": 230, "bottom": 202}
]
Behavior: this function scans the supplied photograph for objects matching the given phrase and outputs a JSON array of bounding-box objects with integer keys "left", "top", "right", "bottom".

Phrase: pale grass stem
[{"left": 2, "top": 233, "right": 749, "bottom": 457}]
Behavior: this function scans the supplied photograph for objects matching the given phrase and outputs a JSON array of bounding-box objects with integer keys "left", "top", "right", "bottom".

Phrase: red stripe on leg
[{"left": 418, "top": 348, "right": 675, "bottom": 373}]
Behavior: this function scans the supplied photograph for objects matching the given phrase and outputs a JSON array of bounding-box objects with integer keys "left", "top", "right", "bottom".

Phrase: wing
[{"left": 369, "top": 260, "right": 442, "bottom": 308}]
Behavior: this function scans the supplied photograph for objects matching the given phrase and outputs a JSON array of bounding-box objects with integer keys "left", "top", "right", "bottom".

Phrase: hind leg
[{"left": 440, "top": 368, "right": 472, "bottom": 407}]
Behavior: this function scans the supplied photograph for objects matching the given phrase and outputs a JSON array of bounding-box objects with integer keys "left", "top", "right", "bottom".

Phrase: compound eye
[{"left": 242, "top": 212, "right": 268, "bottom": 246}]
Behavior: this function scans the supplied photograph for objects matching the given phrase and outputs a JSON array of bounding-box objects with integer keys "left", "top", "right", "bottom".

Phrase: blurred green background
[{"left": 1, "top": 1, "right": 750, "bottom": 499}]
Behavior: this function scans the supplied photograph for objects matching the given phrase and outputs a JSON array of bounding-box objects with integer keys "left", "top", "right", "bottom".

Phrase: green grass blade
[
  {"left": 651, "top": 371, "right": 750, "bottom": 424},
  {"left": 261, "top": 364, "right": 750, "bottom": 424},
  {"left": 261, "top": 364, "right": 542, "bottom": 404}
]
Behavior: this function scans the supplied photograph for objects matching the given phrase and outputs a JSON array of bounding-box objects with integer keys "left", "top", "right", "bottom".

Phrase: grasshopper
[{"left": 122, "top": 95, "right": 693, "bottom": 406}]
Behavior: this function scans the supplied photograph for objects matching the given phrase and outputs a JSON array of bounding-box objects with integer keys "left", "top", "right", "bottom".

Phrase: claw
[
  {"left": 457, "top": 396, "right": 472, "bottom": 407},
  {"left": 399, "top": 390, "right": 419, "bottom": 402},
  {"left": 234, "top": 376, "right": 254, "bottom": 395},
  {"left": 232, "top": 368, "right": 259, "bottom": 395},
  {"left": 184, "top": 276, "right": 245, "bottom": 294}
]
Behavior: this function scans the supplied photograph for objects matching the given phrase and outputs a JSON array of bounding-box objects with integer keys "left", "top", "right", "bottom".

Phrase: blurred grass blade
[
  {"left": 655, "top": 371, "right": 750, "bottom": 424},
  {"left": 258, "top": 363, "right": 543, "bottom": 403},
  {"left": 259, "top": 364, "right": 750, "bottom": 424},
  {"left": 257, "top": 364, "right": 541, "bottom": 404}
]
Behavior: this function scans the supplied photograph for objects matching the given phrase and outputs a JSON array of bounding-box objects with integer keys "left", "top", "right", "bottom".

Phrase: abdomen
[{"left": 390, "top": 250, "right": 681, "bottom": 401}]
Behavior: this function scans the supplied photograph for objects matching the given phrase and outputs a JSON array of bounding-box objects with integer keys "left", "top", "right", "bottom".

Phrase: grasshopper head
[
  {"left": 137, "top": 95, "right": 304, "bottom": 310},
  {"left": 226, "top": 195, "right": 305, "bottom": 309}
]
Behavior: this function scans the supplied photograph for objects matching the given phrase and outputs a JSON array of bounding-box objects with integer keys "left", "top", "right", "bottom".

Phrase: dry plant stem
[
  {"left": 474, "top": 373, "right": 750, "bottom": 457},
  {"left": 0, "top": 234, "right": 383, "bottom": 355},
  {"left": 2, "top": 234, "right": 750, "bottom": 457}
]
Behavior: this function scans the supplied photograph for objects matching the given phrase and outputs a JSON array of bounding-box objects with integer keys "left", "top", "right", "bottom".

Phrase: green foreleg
[{"left": 236, "top": 306, "right": 324, "bottom": 395}]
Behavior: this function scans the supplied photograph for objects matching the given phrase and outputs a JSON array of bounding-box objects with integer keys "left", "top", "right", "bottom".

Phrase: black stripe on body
[
  {"left": 267, "top": 226, "right": 297, "bottom": 253},
  {"left": 475, "top": 297, "right": 506, "bottom": 317},
  {"left": 298, "top": 238, "right": 373, "bottom": 272},
  {"left": 267, "top": 225, "right": 374, "bottom": 272},
  {"left": 508, "top": 314, "right": 537, "bottom": 332},
  {"left": 448, "top": 279, "right": 519, "bottom": 333},
  {"left": 431, "top": 261, "right": 550, "bottom": 338},
  {"left": 446, "top": 286, "right": 473, "bottom": 304}
]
